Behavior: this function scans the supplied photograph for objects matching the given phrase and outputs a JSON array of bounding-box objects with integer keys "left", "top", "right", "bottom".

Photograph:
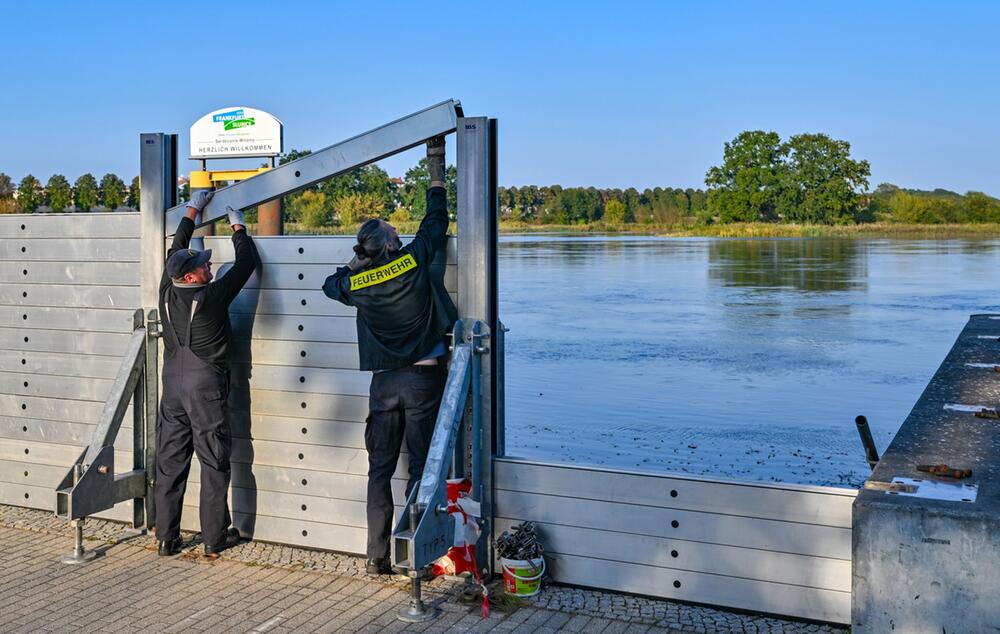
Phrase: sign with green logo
[{"left": 190, "top": 106, "right": 283, "bottom": 159}]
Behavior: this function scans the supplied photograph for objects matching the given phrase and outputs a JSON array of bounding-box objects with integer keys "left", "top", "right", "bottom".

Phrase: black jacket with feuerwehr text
[{"left": 323, "top": 186, "right": 457, "bottom": 371}]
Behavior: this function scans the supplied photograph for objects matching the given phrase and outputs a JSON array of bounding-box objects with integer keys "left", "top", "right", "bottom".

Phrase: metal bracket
[{"left": 54, "top": 310, "right": 152, "bottom": 563}]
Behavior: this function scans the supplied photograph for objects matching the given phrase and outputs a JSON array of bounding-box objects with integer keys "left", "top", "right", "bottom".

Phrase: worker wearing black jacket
[
  {"left": 323, "top": 136, "right": 457, "bottom": 574},
  {"left": 155, "top": 191, "right": 260, "bottom": 559}
]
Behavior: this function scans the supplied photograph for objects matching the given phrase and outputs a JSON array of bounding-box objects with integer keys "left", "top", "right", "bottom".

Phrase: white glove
[
  {"left": 188, "top": 189, "right": 214, "bottom": 212},
  {"left": 226, "top": 205, "right": 245, "bottom": 227}
]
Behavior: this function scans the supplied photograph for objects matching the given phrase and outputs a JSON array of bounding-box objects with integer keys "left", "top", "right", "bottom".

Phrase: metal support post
[
  {"left": 398, "top": 503, "right": 440, "bottom": 623},
  {"left": 60, "top": 465, "right": 98, "bottom": 564},
  {"left": 457, "top": 116, "right": 500, "bottom": 575},
  {"left": 139, "top": 133, "right": 175, "bottom": 529}
]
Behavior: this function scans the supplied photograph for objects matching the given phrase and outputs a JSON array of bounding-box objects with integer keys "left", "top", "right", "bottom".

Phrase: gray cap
[{"left": 166, "top": 248, "right": 212, "bottom": 279}]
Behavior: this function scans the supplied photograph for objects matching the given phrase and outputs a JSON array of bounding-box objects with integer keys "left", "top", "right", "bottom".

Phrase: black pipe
[{"left": 855, "top": 415, "right": 880, "bottom": 471}]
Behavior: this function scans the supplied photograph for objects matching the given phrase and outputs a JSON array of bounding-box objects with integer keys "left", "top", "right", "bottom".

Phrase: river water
[{"left": 499, "top": 236, "right": 1000, "bottom": 488}]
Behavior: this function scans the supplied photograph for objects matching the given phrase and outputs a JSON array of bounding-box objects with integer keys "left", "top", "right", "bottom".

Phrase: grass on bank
[{"left": 243, "top": 221, "right": 1000, "bottom": 238}]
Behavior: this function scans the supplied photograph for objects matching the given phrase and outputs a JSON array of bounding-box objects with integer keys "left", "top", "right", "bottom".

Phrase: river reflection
[
  {"left": 708, "top": 239, "right": 865, "bottom": 292},
  {"left": 499, "top": 235, "right": 1000, "bottom": 487}
]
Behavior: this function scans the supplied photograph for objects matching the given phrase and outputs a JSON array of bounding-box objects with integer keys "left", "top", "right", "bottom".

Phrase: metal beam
[{"left": 164, "top": 100, "right": 461, "bottom": 233}]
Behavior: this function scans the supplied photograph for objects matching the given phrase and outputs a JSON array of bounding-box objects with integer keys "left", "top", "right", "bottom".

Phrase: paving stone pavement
[{"left": 0, "top": 505, "right": 845, "bottom": 633}]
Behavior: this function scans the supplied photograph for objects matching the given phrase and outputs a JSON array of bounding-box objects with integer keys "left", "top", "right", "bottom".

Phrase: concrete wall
[{"left": 853, "top": 314, "right": 1000, "bottom": 633}]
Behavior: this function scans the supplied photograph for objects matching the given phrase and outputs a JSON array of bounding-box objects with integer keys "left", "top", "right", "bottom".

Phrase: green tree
[
  {"left": 603, "top": 199, "right": 626, "bottom": 224},
  {"left": 778, "top": 133, "right": 870, "bottom": 224},
  {"left": 126, "top": 176, "right": 140, "bottom": 210},
  {"left": 0, "top": 173, "right": 13, "bottom": 199},
  {"left": 46, "top": 175, "right": 72, "bottom": 212},
  {"left": 704, "top": 130, "right": 785, "bottom": 223},
  {"left": 16, "top": 175, "right": 42, "bottom": 212},
  {"left": 74, "top": 174, "right": 98, "bottom": 211},
  {"left": 290, "top": 190, "right": 331, "bottom": 228},
  {"left": 99, "top": 173, "right": 126, "bottom": 210},
  {"left": 334, "top": 193, "right": 385, "bottom": 227}
]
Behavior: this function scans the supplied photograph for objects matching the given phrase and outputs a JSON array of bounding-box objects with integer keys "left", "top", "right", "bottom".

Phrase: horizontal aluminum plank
[
  {"left": 494, "top": 518, "right": 850, "bottom": 592},
  {"left": 0, "top": 328, "right": 132, "bottom": 356},
  {"left": 166, "top": 100, "right": 459, "bottom": 231},
  {"left": 0, "top": 416, "right": 133, "bottom": 449},
  {"left": 187, "top": 461, "right": 406, "bottom": 501},
  {"left": 541, "top": 552, "right": 849, "bottom": 624},
  {"left": 0, "top": 394, "right": 132, "bottom": 425},
  {"left": 182, "top": 482, "right": 405, "bottom": 530},
  {"left": 0, "top": 213, "right": 139, "bottom": 239},
  {"left": 234, "top": 364, "right": 368, "bottom": 396},
  {"left": 231, "top": 389, "right": 369, "bottom": 423},
  {"left": 230, "top": 340, "right": 360, "bottom": 370},
  {"left": 495, "top": 459, "right": 855, "bottom": 528},
  {"left": 181, "top": 509, "right": 366, "bottom": 555},
  {"left": 0, "top": 438, "right": 131, "bottom": 467},
  {"left": 0, "top": 239, "right": 139, "bottom": 262},
  {"left": 0, "top": 261, "right": 140, "bottom": 286},
  {"left": 226, "top": 413, "right": 367, "bottom": 449},
  {"left": 495, "top": 490, "right": 850, "bottom": 560},
  {"left": 230, "top": 314, "right": 357, "bottom": 344},
  {"left": 0, "top": 283, "right": 138, "bottom": 309},
  {"left": 225, "top": 438, "right": 408, "bottom": 478},
  {"left": 205, "top": 235, "right": 458, "bottom": 266},
  {"left": 0, "top": 351, "right": 122, "bottom": 378},
  {"left": 0, "top": 306, "right": 137, "bottom": 333},
  {"left": 0, "top": 459, "right": 65, "bottom": 486},
  {"left": 0, "top": 371, "right": 114, "bottom": 402}
]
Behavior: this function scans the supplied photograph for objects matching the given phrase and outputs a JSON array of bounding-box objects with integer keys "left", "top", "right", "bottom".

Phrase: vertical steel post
[
  {"left": 130, "top": 309, "right": 145, "bottom": 530},
  {"left": 139, "top": 133, "right": 175, "bottom": 530},
  {"left": 456, "top": 116, "right": 499, "bottom": 574}
]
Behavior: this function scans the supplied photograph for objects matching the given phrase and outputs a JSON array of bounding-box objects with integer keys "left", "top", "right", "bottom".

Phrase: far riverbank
[{"left": 275, "top": 221, "right": 1000, "bottom": 238}]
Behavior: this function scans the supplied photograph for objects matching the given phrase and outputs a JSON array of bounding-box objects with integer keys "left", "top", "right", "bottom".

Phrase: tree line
[
  {"left": 0, "top": 172, "right": 137, "bottom": 213},
  {"left": 3, "top": 131, "right": 998, "bottom": 226}
]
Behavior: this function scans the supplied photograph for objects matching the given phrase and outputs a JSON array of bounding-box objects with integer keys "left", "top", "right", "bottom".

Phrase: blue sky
[{"left": 1, "top": 1, "right": 997, "bottom": 194}]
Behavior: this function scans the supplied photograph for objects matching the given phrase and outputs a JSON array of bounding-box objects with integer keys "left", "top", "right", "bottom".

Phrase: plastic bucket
[{"left": 500, "top": 556, "right": 545, "bottom": 597}]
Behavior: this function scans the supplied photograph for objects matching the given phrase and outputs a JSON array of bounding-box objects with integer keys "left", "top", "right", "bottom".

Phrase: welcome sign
[{"left": 190, "top": 106, "right": 283, "bottom": 159}]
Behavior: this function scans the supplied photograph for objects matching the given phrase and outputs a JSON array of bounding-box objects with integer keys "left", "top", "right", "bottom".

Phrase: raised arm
[
  {"left": 208, "top": 206, "right": 259, "bottom": 306},
  {"left": 161, "top": 190, "right": 214, "bottom": 292},
  {"left": 407, "top": 137, "right": 449, "bottom": 263}
]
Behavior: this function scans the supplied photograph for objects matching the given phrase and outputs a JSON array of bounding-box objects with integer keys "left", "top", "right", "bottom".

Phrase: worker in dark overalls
[
  {"left": 323, "top": 136, "right": 457, "bottom": 574},
  {"left": 156, "top": 190, "right": 260, "bottom": 558}
]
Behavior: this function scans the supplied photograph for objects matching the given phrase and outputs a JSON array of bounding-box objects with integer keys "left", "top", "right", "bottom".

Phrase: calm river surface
[{"left": 499, "top": 236, "right": 1000, "bottom": 488}]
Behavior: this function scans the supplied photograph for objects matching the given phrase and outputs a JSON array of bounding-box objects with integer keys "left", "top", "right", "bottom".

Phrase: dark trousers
[
  {"left": 154, "top": 346, "right": 233, "bottom": 547},
  {"left": 366, "top": 365, "right": 445, "bottom": 560}
]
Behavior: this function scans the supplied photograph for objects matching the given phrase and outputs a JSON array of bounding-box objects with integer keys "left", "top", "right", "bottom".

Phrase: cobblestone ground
[{"left": 0, "top": 505, "right": 845, "bottom": 633}]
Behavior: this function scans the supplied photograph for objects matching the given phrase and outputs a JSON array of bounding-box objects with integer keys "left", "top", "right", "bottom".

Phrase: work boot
[
  {"left": 158, "top": 537, "right": 182, "bottom": 557},
  {"left": 203, "top": 527, "right": 241, "bottom": 560},
  {"left": 366, "top": 557, "right": 392, "bottom": 575}
]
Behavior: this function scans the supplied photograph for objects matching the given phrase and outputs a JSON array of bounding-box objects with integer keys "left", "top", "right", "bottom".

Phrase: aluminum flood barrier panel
[
  {"left": 0, "top": 213, "right": 142, "bottom": 523},
  {"left": 494, "top": 458, "right": 856, "bottom": 624}
]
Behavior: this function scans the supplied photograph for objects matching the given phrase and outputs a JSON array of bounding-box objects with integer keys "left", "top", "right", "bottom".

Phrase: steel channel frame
[
  {"left": 137, "top": 105, "right": 502, "bottom": 579},
  {"left": 456, "top": 117, "right": 500, "bottom": 574}
]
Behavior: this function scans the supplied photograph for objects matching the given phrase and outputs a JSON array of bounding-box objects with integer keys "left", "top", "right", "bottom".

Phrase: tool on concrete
[
  {"left": 916, "top": 464, "right": 972, "bottom": 479},
  {"left": 863, "top": 481, "right": 918, "bottom": 494},
  {"left": 854, "top": 415, "right": 881, "bottom": 471}
]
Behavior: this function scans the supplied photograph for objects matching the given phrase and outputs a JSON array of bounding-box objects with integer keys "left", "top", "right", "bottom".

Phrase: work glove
[
  {"left": 427, "top": 136, "right": 446, "bottom": 185},
  {"left": 346, "top": 253, "right": 371, "bottom": 272},
  {"left": 188, "top": 189, "right": 214, "bottom": 212},
  {"left": 226, "top": 205, "right": 245, "bottom": 227}
]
